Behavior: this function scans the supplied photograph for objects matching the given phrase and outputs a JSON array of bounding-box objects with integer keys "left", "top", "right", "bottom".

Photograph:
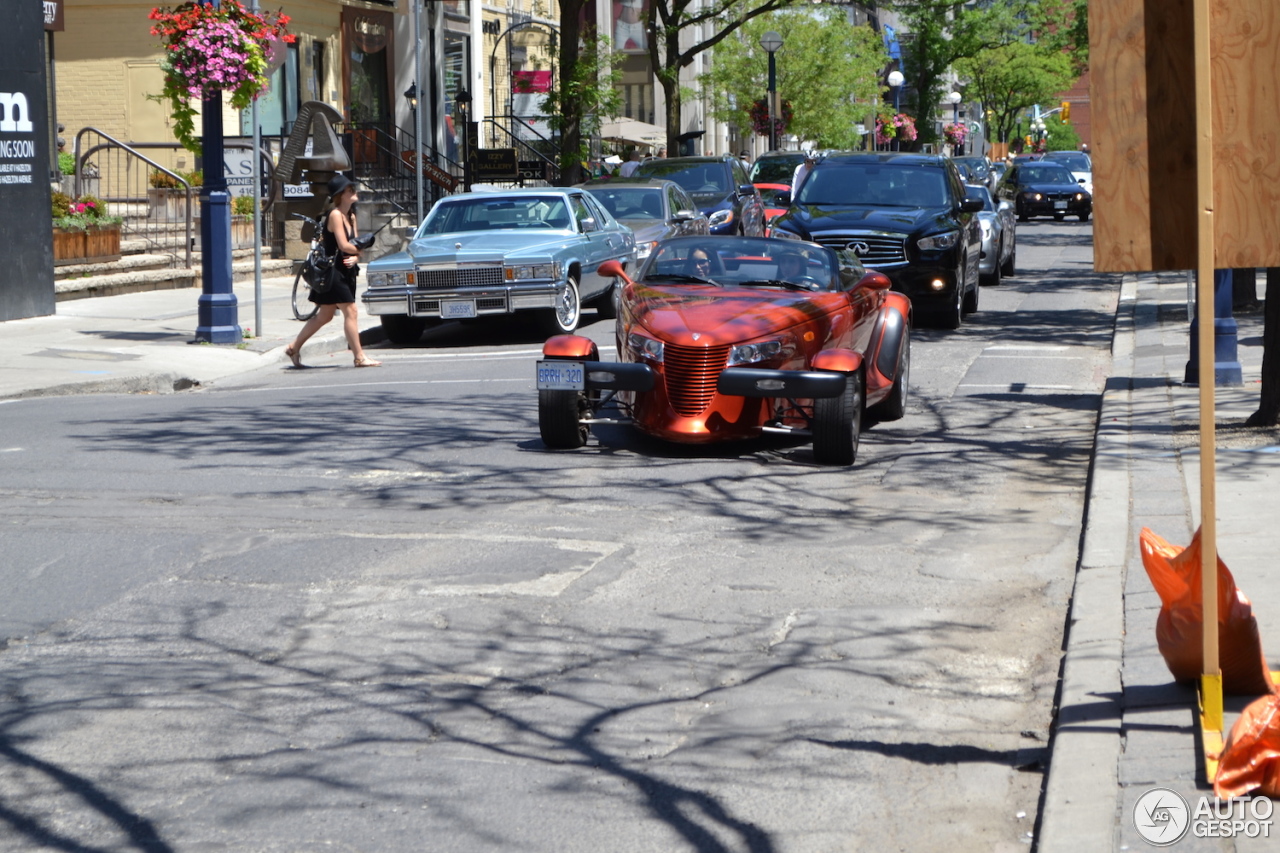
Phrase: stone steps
[{"left": 55, "top": 254, "right": 294, "bottom": 302}]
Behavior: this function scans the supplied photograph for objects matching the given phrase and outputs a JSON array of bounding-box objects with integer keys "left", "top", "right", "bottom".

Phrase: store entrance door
[{"left": 342, "top": 8, "right": 394, "bottom": 168}]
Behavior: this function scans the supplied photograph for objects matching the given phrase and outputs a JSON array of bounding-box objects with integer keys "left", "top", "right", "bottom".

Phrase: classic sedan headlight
[
  {"left": 1023, "top": 191, "right": 1044, "bottom": 202},
  {"left": 917, "top": 230, "right": 960, "bottom": 251},
  {"left": 979, "top": 219, "right": 993, "bottom": 240},
  {"left": 727, "top": 338, "right": 788, "bottom": 366},
  {"left": 504, "top": 262, "right": 561, "bottom": 281},
  {"left": 770, "top": 227, "right": 804, "bottom": 241},
  {"left": 1075, "top": 192, "right": 1087, "bottom": 202},
  {"left": 708, "top": 210, "right": 735, "bottom": 228},
  {"left": 366, "top": 270, "right": 411, "bottom": 288},
  {"left": 636, "top": 240, "right": 659, "bottom": 260},
  {"left": 628, "top": 331, "right": 664, "bottom": 362}
]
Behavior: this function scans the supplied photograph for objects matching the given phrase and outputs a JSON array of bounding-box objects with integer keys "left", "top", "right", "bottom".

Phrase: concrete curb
[
  {"left": 1037, "top": 274, "right": 1139, "bottom": 853},
  {"left": 2, "top": 325, "right": 388, "bottom": 402}
]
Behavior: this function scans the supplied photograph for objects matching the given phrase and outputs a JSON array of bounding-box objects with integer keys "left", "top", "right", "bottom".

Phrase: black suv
[
  {"left": 771, "top": 153, "right": 983, "bottom": 329},
  {"left": 632, "top": 156, "right": 764, "bottom": 236}
]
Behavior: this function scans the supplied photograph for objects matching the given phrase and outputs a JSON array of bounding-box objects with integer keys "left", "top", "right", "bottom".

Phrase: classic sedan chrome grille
[
  {"left": 414, "top": 266, "right": 504, "bottom": 289},
  {"left": 664, "top": 344, "right": 731, "bottom": 416},
  {"left": 811, "top": 232, "right": 907, "bottom": 267}
]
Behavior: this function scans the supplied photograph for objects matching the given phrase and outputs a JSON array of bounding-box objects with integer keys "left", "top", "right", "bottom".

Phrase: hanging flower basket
[
  {"left": 943, "top": 122, "right": 968, "bottom": 147},
  {"left": 749, "top": 99, "right": 794, "bottom": 139},
  {"left": 149, "top": 1, "right": 295, "bottom": 154},
  {"left": 875, "top": 113, "right": 917, "bottom": 146}
]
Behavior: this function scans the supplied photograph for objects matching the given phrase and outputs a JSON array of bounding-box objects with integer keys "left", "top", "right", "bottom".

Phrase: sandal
[
  {"left": 285, "top": 345, "right": 304, "bottom": 368},
  {"left": 354, "top": 357, "right": 382, "bottom": 368}
]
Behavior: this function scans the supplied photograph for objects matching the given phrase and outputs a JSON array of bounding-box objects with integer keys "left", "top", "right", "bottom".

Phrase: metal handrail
[
  {"left": 73, "top": 127, "right": 194, "bottom": 268},
  {"left": 482, "top": 117, "right": 561, "bottom": 181}
]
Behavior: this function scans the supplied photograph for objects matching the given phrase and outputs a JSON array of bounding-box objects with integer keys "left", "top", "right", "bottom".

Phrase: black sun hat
[{"left": 327, "top": 173, "right": 357, "bottom": 200}]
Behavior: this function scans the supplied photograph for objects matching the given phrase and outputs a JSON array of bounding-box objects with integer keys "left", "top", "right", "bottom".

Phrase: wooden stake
[{"left": 1193, "top": 0, "right": 1223, "bottom": 737}]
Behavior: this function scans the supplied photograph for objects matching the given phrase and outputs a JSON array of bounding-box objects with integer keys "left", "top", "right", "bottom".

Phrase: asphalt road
[{"left": 0, "top": 218, "right": 1119, "bottom": 852}]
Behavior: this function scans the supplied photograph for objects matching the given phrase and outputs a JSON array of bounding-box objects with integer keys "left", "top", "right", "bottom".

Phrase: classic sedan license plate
[
  {"left": 1054, "top": 200, "right": 1068, "bottom": 210},
  {"left": 442, "top": 300, "right": 477, "bottom": 319},
  {"left": 536, "top": 360, "right": 585, "bottom": 390}
]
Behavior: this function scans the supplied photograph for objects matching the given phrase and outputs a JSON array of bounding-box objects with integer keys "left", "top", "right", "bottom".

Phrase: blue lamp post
[
  {"left": 193, "top": 0, "right": 241, "bottom": 344},
  {"left": 1185, "top": 268, "right": 1243, "bottom": 386}
]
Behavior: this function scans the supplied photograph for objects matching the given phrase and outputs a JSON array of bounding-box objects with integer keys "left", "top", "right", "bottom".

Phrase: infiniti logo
[{"left": 847, "top": 241, "right": 871, "bottom": 255}]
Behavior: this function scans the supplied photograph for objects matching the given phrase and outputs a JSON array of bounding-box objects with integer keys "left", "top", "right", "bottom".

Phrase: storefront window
[
  {"left": 240, "top": 44, "right": 298, "bottom": 137},
  {"left": 344, "top": 10, "right": 393, "bottom": 127},
  {"left": 443, "top": 34, "right": 469, "bottom": 161}
]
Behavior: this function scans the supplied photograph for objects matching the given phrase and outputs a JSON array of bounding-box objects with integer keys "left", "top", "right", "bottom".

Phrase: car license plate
[
  {"left": 536, "top": 360, "right": 585, "bottom": 390},
  {"left": 1054, "top": 201, "right": 1068, "bottom": 209},
  {"left": 442, "top": 300, "right": 477, "bottom": 319}
]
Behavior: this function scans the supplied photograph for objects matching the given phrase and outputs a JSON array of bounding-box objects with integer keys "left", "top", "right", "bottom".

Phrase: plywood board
[{"left": 1090, "top": 0, "right": 1280, "bottom": 272}]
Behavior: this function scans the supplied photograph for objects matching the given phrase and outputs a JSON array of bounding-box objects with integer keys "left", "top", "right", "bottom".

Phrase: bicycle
[
  {"left": 290, "top": 210, "right": 384, "bottom": 321},
  {"left": 290, "top": 212, "right": 324, "bottom": 321}
]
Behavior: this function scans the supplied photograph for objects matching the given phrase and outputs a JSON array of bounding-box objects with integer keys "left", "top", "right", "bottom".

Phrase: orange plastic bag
[
  {"left": 1215, "top": 693, "right": 1280, "bottom": 798},
  {"left": 1138, "top": 527, "right": 1275, "bottom": 696}
]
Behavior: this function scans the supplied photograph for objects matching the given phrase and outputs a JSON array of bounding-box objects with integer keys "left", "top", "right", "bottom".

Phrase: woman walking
[{"left": 285, "top": 174, "right": 382, "bottom": 368}]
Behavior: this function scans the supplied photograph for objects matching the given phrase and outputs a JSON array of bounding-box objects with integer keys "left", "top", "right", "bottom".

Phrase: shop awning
[{"left": 600, "top": 118, "right": 667, "bottom": 148}]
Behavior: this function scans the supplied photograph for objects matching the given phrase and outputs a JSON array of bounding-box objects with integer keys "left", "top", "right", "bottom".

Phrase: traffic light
[{"left": 1061, "top": 101, "right": 1071, "bottom": 124}]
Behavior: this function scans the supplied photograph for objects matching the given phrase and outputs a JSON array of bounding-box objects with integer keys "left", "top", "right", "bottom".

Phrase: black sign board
[
  {"left": 1, "top": 1, "right": 54, "bottom": 320},
  {"left": 471, "top": 147, "right": 519, "bottom": 181},
  {"left": 517, "top": 160, "right": 551, "bottom": 182}
]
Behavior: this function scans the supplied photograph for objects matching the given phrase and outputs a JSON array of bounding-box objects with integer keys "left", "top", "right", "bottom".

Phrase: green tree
[
  {"left": 698, "top": 8, "right": 887, "bottom": 150},
  {"left": 1043, "top": 112, "right": 1081, "bottom": 150},
  {"left": 647, "top": 0, "right": 799, "bottom": 155},
  {"left": 539, "top": 22, "right": 623, "bottom": 185},
  {"left": 886, "top": 0, "right": 1033, "bottom": 145},
  {"left": 532, "top": 1, "right": 625, "bottom": 185},
  {"left": 955, "top": 40, "right": 1076, "bottom": 144}
]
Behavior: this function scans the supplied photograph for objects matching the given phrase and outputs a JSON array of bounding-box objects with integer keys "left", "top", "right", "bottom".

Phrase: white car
[{"left": 1044, "top": 151, "right": 1093, "bottom": 196}]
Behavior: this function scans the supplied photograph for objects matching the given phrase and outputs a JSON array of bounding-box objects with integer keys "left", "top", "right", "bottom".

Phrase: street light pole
[
  {"left": 886, "top": 70, "right": 904, "bottom": 152},
  {"left": 405, "top": 82, "right": 421, "bottom": 225},
  {"left": 194, "top": 0, "right": 240, "bottom": 344},
  {"left": 759, "top": 31, "right": 783, "bottom": 153},
  {"left": 947, "top": 91, "right": 962, "bottom": 154}
]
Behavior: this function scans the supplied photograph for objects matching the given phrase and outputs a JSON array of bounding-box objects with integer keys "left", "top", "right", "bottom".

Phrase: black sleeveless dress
[{"left": 310, "top": 213, "right": 359, "bottom": 305}]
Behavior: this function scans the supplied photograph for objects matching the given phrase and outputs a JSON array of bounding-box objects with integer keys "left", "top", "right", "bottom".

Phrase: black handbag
[{"left": 301, "top": 244, "right": 335, "bottom": 293}]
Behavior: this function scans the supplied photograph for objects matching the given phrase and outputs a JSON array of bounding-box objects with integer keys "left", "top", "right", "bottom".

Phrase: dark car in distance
[
  {"left": 632, "top": 155, "right": 765, "bottom": 236},
  {"left": 995, "top": 161, "right": 1092, "bottom": 222},
  {"left": 770, "top": 153, "right": 983, "bottom": 329}
]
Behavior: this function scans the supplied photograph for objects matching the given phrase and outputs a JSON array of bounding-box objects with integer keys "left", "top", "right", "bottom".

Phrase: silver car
[
  {"left": 363, "top": 188, "right": 636, "bottom": 344},
  {"left": 967, "top": 184, "right": 1016, "bottom": 285},
  {"left": 577, "top": 178, "right": 710, "bottom": 264}
]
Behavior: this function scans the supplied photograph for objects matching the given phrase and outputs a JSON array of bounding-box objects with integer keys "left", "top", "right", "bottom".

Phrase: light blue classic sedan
[{"left": 363, "top": 188, "right": 636, "bottom": 344}]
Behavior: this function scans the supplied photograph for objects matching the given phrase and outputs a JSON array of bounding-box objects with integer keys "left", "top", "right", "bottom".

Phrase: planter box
[
  {"left": 231, "top": 214, "right": 257, "bottom": 250},
  {"left": 53, "top": 224, "right": 122, "bottom": 266},
  {"left": 147, "top": 187, "right": 197, "bottom": 221}
]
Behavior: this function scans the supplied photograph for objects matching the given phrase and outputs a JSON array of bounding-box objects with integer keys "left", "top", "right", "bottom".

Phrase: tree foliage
[
  {"left": 540, "top": 24, "right": 622, "bottom": 185},
  {"left": 1043, "top": 112, "right": 1081, "bottom": 150},
  {"left": 647, "top": 0, "right": 798, "bottom": 155},
  {"left": 698, "top": 8, "right": 886, "bottom": 150},
  {"left": 955, "top": 40, "right": 1076, "bottom": 144},
  {"left": 884, "top": 0, "right": 1028, "bottom": 144}
]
